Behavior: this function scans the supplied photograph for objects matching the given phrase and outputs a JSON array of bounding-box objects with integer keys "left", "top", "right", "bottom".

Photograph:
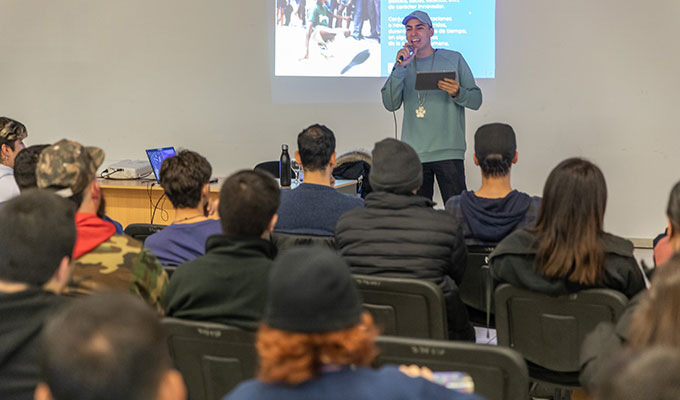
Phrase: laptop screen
[{"left": 145, "top": 147, "right": 177, "bottom": 183}]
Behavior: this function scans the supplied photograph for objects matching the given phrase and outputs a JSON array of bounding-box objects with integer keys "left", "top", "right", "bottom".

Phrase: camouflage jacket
[{"left": 68, "top": 234, "right": 168, "bottom": 312}]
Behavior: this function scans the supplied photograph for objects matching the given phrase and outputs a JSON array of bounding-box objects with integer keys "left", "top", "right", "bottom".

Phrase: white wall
[{"left": 1, "top": 0, "right": 679, "bottom": 238}]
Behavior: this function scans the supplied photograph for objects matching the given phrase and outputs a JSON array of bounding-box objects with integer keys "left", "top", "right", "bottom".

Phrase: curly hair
[{"left": 257, "top": 312, "right": 379, "bottom": 385}]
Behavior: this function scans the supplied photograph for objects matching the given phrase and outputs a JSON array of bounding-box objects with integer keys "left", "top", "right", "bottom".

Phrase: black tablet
[{"left": 415, "top": 71, "right": 457, "bottom": 91}]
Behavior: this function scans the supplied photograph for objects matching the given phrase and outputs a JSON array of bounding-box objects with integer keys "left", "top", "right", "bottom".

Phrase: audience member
[
  {"left": 224, "top": 247, "right": 483, "bottom": 400},
  {"left": 0, "top": 191, "right": 75, "bottom": 399},
  {"left": 96, "top": 196, "right": 124, "bottom": 234},
  {"left": 336, "top": 138, "right": 473, "bottom": 341},
  {"left": 593, "top": 347, "right": 680, "bottom": 400},
  {"left": 163, "top": 170, "right": 279, "bottom": 330},
  {"left": 13, "top": 144, "right": 49, "bottom": 192},
  {"left": 490, "top": 157, "right": 645, "bottom": 298},
  {"left": 653, "top": 180, "right": 680, "bottom": 266},
  {"left": 34, "top": 293, "right": 186, "bottom": 400},
  {"left": 274, "top": 124, "right": 363, "bottom": 237},
  {"left": 579, "top": 253, "right": 680, "bottom": 391},
  {"left": 445, "top": 123, "right": 540, "bottom": 246},
  {"left": 0, "top": 117, "right": 28, "bottom": 202},
  {"left": 13, "top": 143, "right": 125, "bottom": 233},
  {"left": 36, "top": 139, "right": 168, "bottom": 310},
  {"left": 145, "top": 150, "right": 221, "bottom": 265}
]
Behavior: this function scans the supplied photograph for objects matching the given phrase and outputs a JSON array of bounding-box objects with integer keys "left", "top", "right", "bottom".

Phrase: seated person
[
  {"left": 0, "top": 191, "right": 75, "bottom": 399},
  {"left": 163, "top": 170, "right": 279, "bottom": 330},
  {"left": 490, "top": 157, "right": 645, "bottom": 299},
  {"left": 15, "top": 143, "right": 125, "bottom": 234},
  {"left": 445, "top": 123, "right": 540, "bottom": 246},
  {"left": 336, "top": 138, "right": 473, "bottom": 341},
  {"left": 13, "top": 144, "right": 49, "bottom": 192},
  {"left": 653, "top": 180, "right": 680, "bottom": 266},
  {"left": 224, "top": 247, "right": 483, "bottom": 400},
  {"left": 274, "top": 124, "right": 363, "bottom": 237},
  {"left": 36, "top": 139, "right": 168, "bottom": 311},
  {"left": 0, "top": 117, "right": 28, "bottom": 202},
  {"left": 145, "top": 150, "right": 221, "bottom": 265},
  {"left": 35, "top": 293, "right": 186, "bottom": 400},
  {"left": 594, "top": 347, "right": 680, "bottom": 400},
  {"left": 580, "top": 254, "right": 679, "bottom": 392}
]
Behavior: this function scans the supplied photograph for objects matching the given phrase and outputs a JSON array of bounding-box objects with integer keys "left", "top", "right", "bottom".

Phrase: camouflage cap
[
  {"left": 36, "top": 139, "right": 105, "bottom": 197},
  {"left": 0, "top": 117, "right": 28, "bottom": 141}
]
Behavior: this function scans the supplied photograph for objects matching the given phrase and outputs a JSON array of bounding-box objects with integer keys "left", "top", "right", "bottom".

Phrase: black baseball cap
[{"left": 474, "top": 123, "right": 517, "bottom": 162}]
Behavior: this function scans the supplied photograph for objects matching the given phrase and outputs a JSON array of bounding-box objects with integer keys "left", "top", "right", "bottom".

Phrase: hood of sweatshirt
[{"left": 459, "top": 190, "right": 532, "bottom": 242}]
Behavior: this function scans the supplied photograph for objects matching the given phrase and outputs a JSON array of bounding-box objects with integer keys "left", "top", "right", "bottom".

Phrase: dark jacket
[
  {"left": 163, "top": 234, "right": 276, "bottom": 330},
  {"left": 490, "top": 229, "right": 646, "bottom": 299},
  {"left": 0, "top": 288, "right": 64, "bottom": 400},
  {"left": 335, "top": 191, "right": 467, "bottom": 296}
]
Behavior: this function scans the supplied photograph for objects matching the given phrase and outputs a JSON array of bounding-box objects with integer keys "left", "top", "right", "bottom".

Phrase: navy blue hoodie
[{"left": 445, "top": 190, "right": 541, "bottom": 246}]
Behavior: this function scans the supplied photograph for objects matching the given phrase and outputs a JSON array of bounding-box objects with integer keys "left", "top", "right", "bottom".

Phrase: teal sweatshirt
[{"left": 381, "top": 49, "right": 482, "bottom": 163}]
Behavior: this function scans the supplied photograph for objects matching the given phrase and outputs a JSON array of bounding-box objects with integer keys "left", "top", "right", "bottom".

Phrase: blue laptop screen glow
[{"left": 146, "top": 147, "right": 177, "bottom": 182}]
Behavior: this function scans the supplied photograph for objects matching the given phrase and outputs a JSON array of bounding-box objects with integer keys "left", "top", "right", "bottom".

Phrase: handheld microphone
[{"left": 395, "top": 45, "right": 414, "bottom": 65}]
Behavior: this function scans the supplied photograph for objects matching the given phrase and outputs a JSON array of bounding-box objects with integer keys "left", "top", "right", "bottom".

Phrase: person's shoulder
[
  {"left": 78, "top": 234, "right": 144, "bottom": 263},
  {"left": 222, "top": 379, "right": 270, "bottom": 400},
  {"left": 337, "top": 191, "right": 364, "bottom": 207},
  {"left": 437, "top": 49, "right": 464, "bottom": 62},
  {"left": 438, "top": 48, "right": 462, "bottom": 57},
  {"left": 601, "top": 233, "right": 635, "bottom": 257},
  {"left": 491, "top": 228, "right": 537, "bottom": 257},
  {"left": 372, "top": 366, "right": 481, "bottom": 399},
  {"left": 444, "top": 193, "right": 463, "bottom": 210}
]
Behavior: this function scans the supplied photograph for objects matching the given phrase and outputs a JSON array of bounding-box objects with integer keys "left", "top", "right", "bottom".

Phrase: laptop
[{"left": 145, "top": 147, "right": 177, "bottom": 183}]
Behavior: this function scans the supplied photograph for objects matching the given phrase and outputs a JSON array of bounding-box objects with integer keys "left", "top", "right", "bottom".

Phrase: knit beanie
[
  {"left": 264, "top": 248, "right": 363, "bottom": 333},
  {"left": 369, "top": 138, "right": 423, "bottom": 194}
]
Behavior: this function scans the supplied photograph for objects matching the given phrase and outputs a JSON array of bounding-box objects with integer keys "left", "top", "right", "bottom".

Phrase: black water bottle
[{"left": 279, "top": 144, "right": 291, "bottom": 187}]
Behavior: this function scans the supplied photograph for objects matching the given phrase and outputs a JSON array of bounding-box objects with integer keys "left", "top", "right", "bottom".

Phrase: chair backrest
[
  {"left": 253, "top": 161, "right": 280, "bottom": 178},
  {"left": 124, "top": 223, "right": 167, "bottom": 243},
  {"left": 374, "top": 335, "right": 529, "bottom": 400},
  {"left": 494, "top": 283, "right": 628, "bottom": 373},
  {"left": 162, "top": 318, "right": 257, "bottom": 400},
  {"left": 459, "top": 246, "right": 495, "bottom": 326},
  {"left": 270, "top": 232, "right": 336, "bottom": 252},
  {"left": 353, "top": 274, "right": 448, "bottom": 340}
]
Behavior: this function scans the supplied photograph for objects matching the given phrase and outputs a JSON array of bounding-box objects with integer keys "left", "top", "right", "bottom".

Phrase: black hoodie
[
  {"left": 0, "top": 288, "right": 64, "bottom": 400},
  {"left": 445, "top": 190, "right": 541, "bottom": 246}
]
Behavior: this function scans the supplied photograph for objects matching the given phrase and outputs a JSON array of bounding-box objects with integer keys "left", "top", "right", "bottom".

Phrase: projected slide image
[
  {"left": 275, "top": 0, "right": 382, "bottom": 77},
  {"left": 275, "top": 0, "right": 495, "bottom": 78}
]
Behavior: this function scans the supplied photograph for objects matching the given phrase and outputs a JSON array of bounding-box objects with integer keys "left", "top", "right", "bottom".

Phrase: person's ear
[
  {"left": 294, "top": 151, "right": 302, "bottom": 166},
  {"left": 668, "top": 217, "right": 675, "bottom": 239},
  {"left": 43, "top": 256, "right": 74, "bottom": 294},
  {"left": 34, "top": 383, "right": 54, "bottom": 400},
  {"left": 201, "top": 183, "right": 211, "bottom": 200},
  {"left": 155, "top": 369, "right": 187, "bottom": 400},
  {"left": 329, "top": 152, "right": 337, "bottom": 168},
  {"left": 473, "top": 154, "right": 479, "bottom": 166},
  {"left": 90, "top": 180, "right": 101, "bottom": 203},
  {"left": 428, "top": 26, "right": 434, "bottom": 37},
  {"left": 512, "top": 152, "right": 518, "bottom": 164},
  {"left": 265, "top": 214, "right": 278, "bottom": 235}
]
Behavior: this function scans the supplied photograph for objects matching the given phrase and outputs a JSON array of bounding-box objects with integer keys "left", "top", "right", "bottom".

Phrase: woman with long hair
[
  {"left": 490, "top": 157, "right": 645, "bottom": 298},
  {"left": 224, "top": 248, "right": 482, "bottom": 400}
]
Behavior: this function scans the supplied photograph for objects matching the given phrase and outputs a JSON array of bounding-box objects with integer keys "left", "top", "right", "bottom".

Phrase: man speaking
[{"left": 381, "top": 10, "right": 482, "bottom": 203}]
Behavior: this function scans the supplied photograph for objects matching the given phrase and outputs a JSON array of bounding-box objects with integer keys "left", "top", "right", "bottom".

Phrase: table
[{"left": 99, "top": 178, "right": 358, "bottom": 228}]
